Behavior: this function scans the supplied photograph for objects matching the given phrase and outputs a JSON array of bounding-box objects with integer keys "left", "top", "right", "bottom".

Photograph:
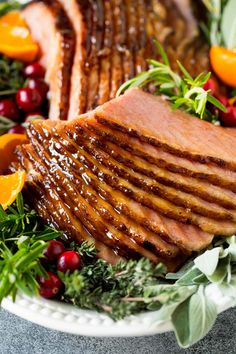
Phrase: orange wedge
[
  {"left": 0, "top": 171, "right": 26, "bottom": 210},
  {"left": 0, "top": 11, "right": 39, "bottom": 62},
  {"left": 0, "top": 133, "right": 28, "bottom": 174}
]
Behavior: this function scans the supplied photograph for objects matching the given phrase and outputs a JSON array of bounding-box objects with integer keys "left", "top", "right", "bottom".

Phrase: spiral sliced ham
[
  {"left": 23, "top": 0, "right": 209, "bottom": 121},
  {"left": 18, "top": 90, "right": 236, "bottom": 270}
]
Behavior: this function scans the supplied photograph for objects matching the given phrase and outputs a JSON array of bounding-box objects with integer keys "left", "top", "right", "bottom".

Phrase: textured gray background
[{"left": 1, "top": 308, "right": 236, "bottom": 354}]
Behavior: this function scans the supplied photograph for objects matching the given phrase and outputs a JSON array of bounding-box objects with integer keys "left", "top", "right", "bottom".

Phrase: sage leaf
[
  {"left": 221, "top": 0, "right": 236, "bottom": 49},
  {"left": 171, "top": 296, "right": 191, "bottom": 347},
  {"left": 172, "top": 286, "right": 217, "bottom": 348},
  {"left": 176, "top": 267, "right": 202, "bottom": 286},
  {"left": 194, "top": 247, "right": 221, "bottom": 276},
  {"left": 188, "top": 286, "right": 217, "bottom": 346},
  {"left": 207, "top": 256, "right": 230, "bottom": 284}
]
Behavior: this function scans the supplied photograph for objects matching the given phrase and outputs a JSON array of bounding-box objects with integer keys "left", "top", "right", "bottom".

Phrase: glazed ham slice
[
  {"left": 22, "top": 0, "right": 75, "bottom": 120},
  {"left": 18, "top": 90, "right": 236, "bottom": 269},
  {"left": 21, "top": 90, "right": 236, "bottom": 270},
  {"left": 94, "top": 89, "right": 236, "bottom": 170},
  {"left": 57, "top": 0, "right": 93, "bottom": 119}
]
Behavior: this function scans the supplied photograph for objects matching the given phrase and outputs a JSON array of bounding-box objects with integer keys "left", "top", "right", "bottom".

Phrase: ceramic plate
[{"left": 2, "top": 283, "right": 235, "bottom": 337}]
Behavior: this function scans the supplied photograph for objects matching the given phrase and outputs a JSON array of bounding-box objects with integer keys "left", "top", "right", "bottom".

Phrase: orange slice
[
  {"left": 210, "top": 46, "right": 236, "bottom": 88},
  {"left": 0, "top": 11, "right": 39, "bottom": 62},
  {"left": 0, "top": 133, "right": 28, "bottom": 174},
  {"left": 0, "top": 171, "right": 26, "bottom": 210}
]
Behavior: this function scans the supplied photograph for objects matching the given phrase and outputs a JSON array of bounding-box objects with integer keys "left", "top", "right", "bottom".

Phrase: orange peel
[
  {"left": 0, "top": 171, "right": 26, "bottom": 210},
  {"left": 0, "top": 133, "right": 28, "bottom": 174},
  {"left": 0, "top": 11, "right": 39, "bottom": 62},
  {"left": 210, "top": 46, "right": 236, "bottom": 88}
]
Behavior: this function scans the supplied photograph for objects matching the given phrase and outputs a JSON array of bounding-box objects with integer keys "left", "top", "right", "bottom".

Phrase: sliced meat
[
  {"left": 30, "top": 121, "right": 183, "bottom": 259},
  {"left": 71, "top": 124, "right": 236, "bottom": 220},
  {"left": 26, "top": 119, "right": 214, "bottom": 256},
  {"left": 97, "top": 0, "right": 113, "bottom": 105},
  {"left": 86, "top": 121, "right": 236, "bottom": 192},
  {"left": 136, "top": 0, "right": 148, "bottom": 73},
  {"left": 24, "top": 130, "right": 166, "bottom": 264},
  {"left": 22, "top": 0, "right": 75, "bottom": 120},
  {"left": 58, "top": 0, "right": 92, "bottom": 119},
  {"left": 109, "top": 0, "right": 125, "bottom": 98},
  {"left": 86, "top": 0, "right": 104, "bottom": 111},
  {"left": 122, "top": 0, "right": 135, "bottom": 81},
  {"left": 94, "top": 89, "right": 236, "bottom": 171},
  {"left": 23, "top": 161, "right": 123, "bottom": 264},
  {"left": 74, "top": 124, "right": 236, "bottom": 210}
]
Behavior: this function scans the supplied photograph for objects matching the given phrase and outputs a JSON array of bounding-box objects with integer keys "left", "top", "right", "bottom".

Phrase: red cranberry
[
  {"left": 0, "top": 99, "right": 20, "bottom": 121},
  {"left": 16, "top": 88, "right": 43, "bottom": 112},
  {"left": 24, "top": 62, "right": 45, "bottom": 78},
  {"left": 57, "top": 251, "right": 81, "bottom": 273},
  {"left": 218, "top": 96, "right": 229, "bottom": 107},
  {"left": 8, "top": 124, "right": 25, "bottom": 134},
  {"left": 220, "top": 106, "right": 236, "bottom": 127},
  {"left": 38, "top": 271, "right": 63, "bottom": 299},
  {"left": 25, "top": 112, "right": 45, "bottom": 123},
  {"left": 203, "top": 78, "right": 218, "bottom": 97},
  {"left": 27, "top": 79, "right": 49, "bottom": 99},
  {"left": 43, "top": 240, "right": 66, "bottom": 262}
]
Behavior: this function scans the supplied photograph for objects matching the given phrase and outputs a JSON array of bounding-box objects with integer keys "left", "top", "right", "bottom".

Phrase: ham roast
[
  {"left": 23, "top": 0, "right": 209, "bottom": 120},
  {"left": 17, "top": 89, "right": 236, "bottom": 270},
  {"left": 18, "top": 2, "right": 226, "bottom": 271}
]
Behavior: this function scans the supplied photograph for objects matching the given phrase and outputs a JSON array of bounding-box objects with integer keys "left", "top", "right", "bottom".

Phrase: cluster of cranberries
[
  {"left": 203, "top": 79, "right": 236, "bottom": 126},
  {"left": 0, "top": 61, "right": 48, "bottom": 134},
  {"left": 38, "top": 240, "right": 81, "bottom": 299}
]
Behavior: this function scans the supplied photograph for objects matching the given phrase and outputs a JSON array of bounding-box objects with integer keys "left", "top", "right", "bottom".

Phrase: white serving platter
[{"left": 2, "top": 283, "right": 235, "bottom": 337}]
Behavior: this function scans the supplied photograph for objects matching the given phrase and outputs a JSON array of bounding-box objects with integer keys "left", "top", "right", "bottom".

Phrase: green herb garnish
[
  {"left": 0, "top": 1, "right": 22, "bottom": 17},
  {"left": 202, "top": 0, "right": 236, "bottom": 49},
  {"left": 0, "top": 56, "right": 25, "bottom": 96},
  {"left": 0, "top": 193, "right": 62, "bottom": 302},
  {"left": 1, "top": 196, "right": 236, "bottom": 348},
  {"left": 61, "top": 236, "right": 236, "bottom": 348},
  {"left": 117, "top": 41, "right": 226, "bottom": 121}
]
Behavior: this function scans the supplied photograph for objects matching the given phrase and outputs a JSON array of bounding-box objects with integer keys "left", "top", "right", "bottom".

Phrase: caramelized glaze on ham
[
  {"left": 23, "top": 0, "right": 209, "bottom": 121},
  {"left": 19, "top": 90, "right": 236, "bottom": 270}
]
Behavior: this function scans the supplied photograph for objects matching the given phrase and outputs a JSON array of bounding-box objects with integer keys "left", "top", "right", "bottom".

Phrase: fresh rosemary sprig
[
  {"left": 117, "top": 41, "right": 226, "bottom": 121},
  {"left": 0, "top": 193, "right": 63, "bottom": 302}
]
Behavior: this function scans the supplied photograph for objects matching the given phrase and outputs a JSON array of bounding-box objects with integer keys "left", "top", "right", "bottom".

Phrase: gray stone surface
[{"left": 0, "top": 308, "right": 236, "bottom": 354}]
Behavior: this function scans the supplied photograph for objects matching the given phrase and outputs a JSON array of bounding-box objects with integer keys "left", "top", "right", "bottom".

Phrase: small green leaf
[
  {"left": 177, "top": 61, "right": 193, "bottom": 81},
  {"left": 154, "top": 40, "right": 170, "bottom": 66},
  {"left": 207, "top": 256, "right": 230, "bottom": 284},
  {"left": 172, "top": 286, "right": 217, "bottom": 348},
  {"left": 188, "top": 287, "right": 217, "bottom": 347},
  {"left": 207, "top": 94, "right": 227, "bottom": 112},
  {"left": 194, "top": 247, "right": 221, "bottom": 276}
]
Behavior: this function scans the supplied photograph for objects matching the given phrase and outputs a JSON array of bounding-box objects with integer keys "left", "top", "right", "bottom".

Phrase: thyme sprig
[{"left": 117, "top": 41, "right": 226, "bottom": 121}]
